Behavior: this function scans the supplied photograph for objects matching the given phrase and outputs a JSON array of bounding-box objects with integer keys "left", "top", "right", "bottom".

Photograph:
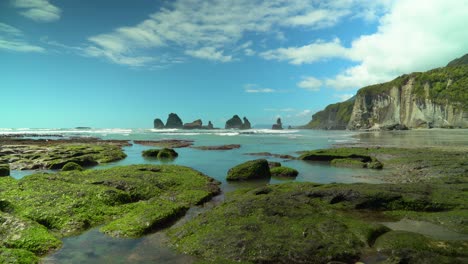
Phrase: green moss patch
[
  {"left": 270, "top": 166, "right": 299, "bottom": 177},
  {"left": 61, "top": 162, "right": 83, "bottom": 171},
  {"left": 226, "top": 159, "right": 271, "bottom": 181}
]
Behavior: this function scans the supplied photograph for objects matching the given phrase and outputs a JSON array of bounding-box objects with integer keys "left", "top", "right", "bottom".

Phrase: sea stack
[
  {"left": 183, "top": 119, "right": 203, "bottom": 129},
  {"left": 272, "top": 118, "right": 283, "bottom": 130},
  {"left": 153, "top": 118, "right": 164, "bottom": 129},
  {"left": 203, "top": 121, "right": 214, "bottom": 129},
  {"left": 165, "top": 113, "right": 183, "bottom": 128},
  {"left": 225, "top": 115, "right": 251, "bottom": 129}
]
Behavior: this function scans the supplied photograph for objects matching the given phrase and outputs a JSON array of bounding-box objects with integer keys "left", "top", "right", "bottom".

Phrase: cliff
[
  {"left": 304, "top": 54, "right": 468, "bottom": 130},
  {"left": 303, "top": 99, "right": 354, "bottom": 130}
]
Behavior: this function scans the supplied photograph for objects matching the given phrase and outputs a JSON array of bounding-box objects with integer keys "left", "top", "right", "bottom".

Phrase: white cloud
[
  {"left": 260, "top": 38, "right": 349, "bottom": 65},
  {"left": 297, "top": 77, "right": 323, "bottom": 91},
  {"left": 0, "top": 23, "right": 44, "bottom": 52},
  {"left": 13, "top": 0, "right": 61, "bottom": 22},
  {"left": 296, "top": 109, "right": 312, "bottom": 117},
  {"left": 84, "top": 0, "right": 386, "bottom": 67},
  {"left": 333, "top": 93, "right": 354, "bottom": 102},
  {"left": 185, "top": 47, "right": 232, "bottom": 62},
  {"left": 244, "top": 84, "right": 276, "bottom": 93}
]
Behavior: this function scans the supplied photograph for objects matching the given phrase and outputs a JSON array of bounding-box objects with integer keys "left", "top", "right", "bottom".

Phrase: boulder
[
  {"left": 226, "top": 159, "right": 271, "bottom": 181},
  {"left": 270, "top": 166, "right": 299, "bottom": 177},
  {"left": 153, "top": 118, "right": 164, "bottom": 129},
  {"left": 183, "top": 119, "right": 203, "bottom": 129},
  {"left": 165, "top": 113, "right": 183, "bottom": 128},
  {"left": 272, "top": 118, "right": 283, "bottom": 130},
  {"left": 225, "top": 115, "right": 243, "bottom": 129},
  {"left": 142, "top": 148, "right": 178, "bottom": 159},
  {"left": 0, "top": 164, "right": 10, "bottom": 177},
  {"left": 241, "top": 117, "right": 251, "bottom": 130},
  {"left": 206, "top": 121, "right": 214, "bottom": 129},
  {"left": 61, "top": 162, "right": 84, "bottom": 171}
]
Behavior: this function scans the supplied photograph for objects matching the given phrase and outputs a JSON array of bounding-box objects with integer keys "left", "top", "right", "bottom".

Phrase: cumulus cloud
[
  {"left": 297, "top": 77, "right": 323, "bottom": 91},
  {"left": 265, "top": 0, "right": 468, "bottom": 90},
  {"left": 12, "top": 0, "right": 61, "bottom": 22},
  {"left": 84, "top": 0, "right": 385, "bottom": 66},
  {"left": 333, "top": 93, "right": 354, "bottom": 102},
  {"left": 0, "top": 23, "right": 44, "bottom": 52}
]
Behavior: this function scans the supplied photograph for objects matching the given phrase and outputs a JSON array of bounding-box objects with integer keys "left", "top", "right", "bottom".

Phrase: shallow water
[{"left": 2, "top": 128, "right": 468, "bottom": 263}]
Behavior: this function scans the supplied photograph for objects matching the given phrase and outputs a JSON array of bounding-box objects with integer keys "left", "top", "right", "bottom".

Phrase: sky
[{"left": 1, "top": 0, "right": 467, "bottom": 128}]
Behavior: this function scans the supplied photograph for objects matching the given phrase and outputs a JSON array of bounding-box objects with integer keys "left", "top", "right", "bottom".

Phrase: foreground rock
[
  {"left": 270, "top": 166, "right": 298, "bottom": 177},
  {"left": 169, "top": 178, "right": 468, "bottom": 263},
  {"left": 153, "top": 118, "right": 164, "bottom": 129},
  {"left": 299, "top": 148, "right": 383, "bottom": 170},
  {"left": 226, "top": 159, "right": 271, "bottom": 181},
  {"left": 0, "top": 165, "right": 220, "bottom": 261},
  {"left": 272, "top": 118, "right": 283, "bottom": 130},
  {"left": 192, "top": 144, "right": 241, "bottom": 150},
  {"left": 165, "top": 113, "right": 183, "bottom": 128},
  {"left": 134, "top": 139, "right": 194, "bottom": 148},
  {"left": 0, "top": 143, "right": 127, "bottom": 171}
]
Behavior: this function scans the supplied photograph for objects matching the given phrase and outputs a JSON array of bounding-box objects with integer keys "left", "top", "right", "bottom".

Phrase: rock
[
  {"left": 141, "top": 149, "right": 160, "bottom": 158},
  {"left": 302, "top": 100, "right": 354, "bottom": 130},
  {"left": 206, "top": 121, "right": 214, "bottom": 129},
  {"left": 165, "top": 113, "right": 183, "bottom": 128},
  {"left": 61, "top": 162, "right": 83, "bottom": 171},
  {"left": 272, "top": 118, "right": 283, "bottom": 130},
  {"left": 192, "top": 144, "right": 241, "bottom": 150},
  {"left": 153, "top": 118, "right": 164, "bottom": 129},
  {"left": 270, "top": 166, "right": 298, "bottom": 177},
  {"left": 157, "top": 148, "right": 178, "bottom": 159},
  {"left": 225, "top": 115, "right": 243, "bottom": 129},
  {"left": 287, "top": 125, "right": 292, "bottom": 129},
  {"left": 183, "top": 119, "right": 203, "bottom": 129},
  {"left": 134, "top": 140, "right": 194, "bottom": 148},
  {"left": 0, "top": 164, "right": 9, "bottom": 177},
  {"left": 268, "top": 161, "right": 282, "bottom": 168},
  {"left": 241, "top": 117, "right": 251, "bottom": 130},
  {"left": 226, "top": 159, "right": 271, "bottom": 181},
  {"left": 381, "top": 124, "right": 409, "bottom": 131}
]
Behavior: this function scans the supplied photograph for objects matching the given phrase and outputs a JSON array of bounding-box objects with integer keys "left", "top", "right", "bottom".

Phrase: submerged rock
[
  {"left": 226, "top": 159, "right": 270, "bottom": 181},
  {"left": 272, "top": 118, "right": 283, "bottom": 130},
  {"left": 192, "top": 144, "right": 241, "bottom": 150},
  {"left": 134, "top": 139, "right": 194, "bottom": 148},
  {"left": 153, "top": 118, "right": 165, "bottom": 129},
  {"left": 183, "top": 119, "right": 203, "bottom": 129},
  {"left": 165, "top": 113, "right": 183, "bottom": 128}
]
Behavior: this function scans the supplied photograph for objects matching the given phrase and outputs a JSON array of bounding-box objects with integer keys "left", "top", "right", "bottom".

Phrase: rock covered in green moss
[
  {"left": 0, "top": 164, "right": 220, "bottom": 250},
  {"left": 169, "top": 180, "right": 468, "bottom": 263},
  {"left": 270, "top": 166, "right": 298, "bottom": 177},
  {"left": 226, "top": 159, "right": 271, "bottom": 181},
  {"left": 142, "top": 149, "right": 161, "bottom": 157},
  {"left": 0, "top": 164, "right": 9, "bottom": 177},
  {"left": 299, "top": 148, "right": 384, "bottom": 170},
  {"left": 0, "top": 248, "right": 39, "bottom": 264},
  {"left": 61, "top": 162, "right": 83, "bottom": 171},
  {"left": 157, "top": 148, "right": 178, "bottom": 159}
]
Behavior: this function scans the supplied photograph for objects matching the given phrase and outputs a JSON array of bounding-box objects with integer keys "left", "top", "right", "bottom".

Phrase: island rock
[
  {"left": 272, "top": 118, "right": 283, "bottom": 130},
  {"left": 241, "top": 117, "right": 251, "bottom": 130},
  {"left": 183, "top": 119, "right": 203, "bottom": 129},
  {"left": 225, "top": 115, "right": 243, "bottom": 129},
  {"left": 165, "top": 113, "right": 183, "bottom": 128},
  {"left": 153, "top": 118, "right": 164, "bottom": 129}
]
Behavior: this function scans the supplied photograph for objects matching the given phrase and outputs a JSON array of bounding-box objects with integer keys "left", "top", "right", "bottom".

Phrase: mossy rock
[
  {"left": 270, "top": 166, "right": 299, "bottom": 177},
  {"left": 226, "top": 159, "right": 271, "bottom": 181},
  {"left": 157, "top": 148, "right": 178, "bottom": 159},
  {"left": 0, "top": 164, "right": 9, "bottom": 177},
  {"left": 142, "top": 149, "right": 160, "bottom": 157},
  {"left": 0, "top": 248, "right": 39, "bottom": 264},
  {"left": 0, "top": 164, "right": 220, "bottom": 258},
  {"left": 331, "top": 158, "right": 367, "bottom": 168},
  {"left": 61, "top": 162, "right": 83, "bottom": 171}
]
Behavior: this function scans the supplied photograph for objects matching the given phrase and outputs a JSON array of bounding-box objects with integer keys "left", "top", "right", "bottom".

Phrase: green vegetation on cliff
[{"left": 303, "top": 99, "right": 354, "bottom": 129}]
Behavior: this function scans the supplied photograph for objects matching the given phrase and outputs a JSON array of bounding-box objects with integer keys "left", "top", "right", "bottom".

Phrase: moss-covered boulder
[
  {"left": 157, "top": 148, "right": 178, "bottom": 159},
  {"left": 299, "top": 148, "right": 383, "bottom": 170},
  {"left": 0, "top": 248, "right": 39, "bottom": 264},
  {"left": 142, "top": 149, "right": 160, "bottom": 158},
  {"left": 226, "top": 159, "right": 271, "bottom": 181},
  {"left": 270, "top": 166, "right": 299, "bottom": 177},
  {"left": 0, "top": 164, "right": 9, "bottom": 177},
  {"left": 61, "top": 162, "right": 83, "bottom": 171}
]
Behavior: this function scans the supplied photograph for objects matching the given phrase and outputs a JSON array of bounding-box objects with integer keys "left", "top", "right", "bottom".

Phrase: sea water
[{"left": 2, "top": 128, "right": 467, "bottom": 263}]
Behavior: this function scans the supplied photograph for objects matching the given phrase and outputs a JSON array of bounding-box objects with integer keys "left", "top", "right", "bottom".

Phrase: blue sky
[{"left": 1, "top": 0, "right": 467, "bottom": 128}]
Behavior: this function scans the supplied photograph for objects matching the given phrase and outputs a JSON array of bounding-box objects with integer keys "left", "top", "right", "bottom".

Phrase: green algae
[
  {"left": 270, "top": 166, "right": 299, "bottom": 177},
  {"left": 0, "top": 248, "right": 39, "bottom": 264},
  {"left": 226, "top": 159, "right": 271, "bottom": 181},
  {"left": 0, "top": 165, "right": 220, "bottom": 261},
  {"left": 142, "top": 148, "right": 178, "bottom": 160},
  {"left": 61, "top": 162, "right": 83, "bottom": 171}
]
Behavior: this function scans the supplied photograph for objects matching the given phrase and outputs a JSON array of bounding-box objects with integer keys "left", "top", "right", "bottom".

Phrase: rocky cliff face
[
  {"left": 304, "top": 55, "right": 468, "bottom": 130},
  {"left": 165, "top": 113, "right": 183, "bottom": 128}
]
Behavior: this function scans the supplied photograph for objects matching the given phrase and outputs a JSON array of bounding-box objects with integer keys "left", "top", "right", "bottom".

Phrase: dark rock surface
[
  {"left": 183, "top": 119, "right": 203, "bottom": 129},
  {"left": 165, "top": 113, "right": 183, "bottom": 128},
  {"left": 153, "top": 118, "right": 165, "bottom": 129},
  {"left": 225, "top": 115, "right": 243, "bottom": 129},
  {"left": 241, "top": 117, "right": 251, "bottom": 130},
  {"left": 272, "top": 118, "right": 283, "bottom": 130},
  {"left": 226, "top": 159, "right": 271, "bottom": 181}
]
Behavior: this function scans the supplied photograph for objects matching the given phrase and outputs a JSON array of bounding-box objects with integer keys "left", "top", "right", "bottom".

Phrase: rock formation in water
[
  {"left": 153, "top": 118, "right": 164, "bottom": 129},
  {"left": 225, "top": 115, "right": 243, "bottom": 129},
  {"left": 272, "top": 118, "right": 283, "bottom": 130},
  {"left": 202, "top": 121, "right": 214, "bottom": 129},
  {"left": 241, "top": 117, "right": 251, "bottom": 130},
  {"left": 303, "top": 54, "right": 468, "bottom": 130},
  {"left": 183, "top": 119, "right": 203, "bottom": 129},
  {"left": 165, "top": 113, "right": 183, "bottom": 128}
]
